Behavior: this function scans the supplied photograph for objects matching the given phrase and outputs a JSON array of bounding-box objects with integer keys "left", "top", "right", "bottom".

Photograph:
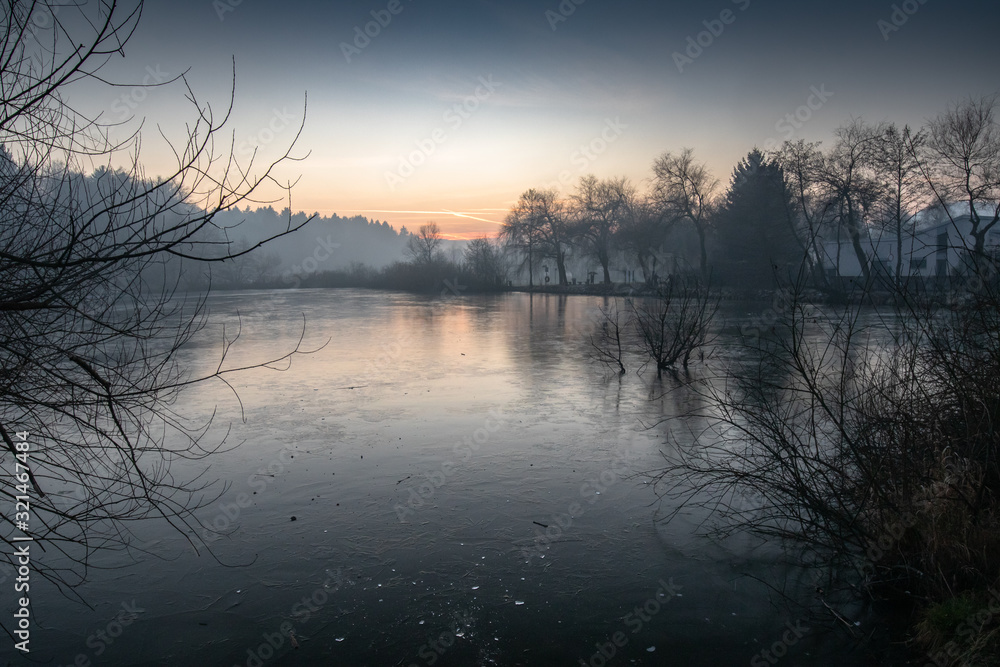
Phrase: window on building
[{"left": 909, "top": 258, "right": 927, "bottom": 271}]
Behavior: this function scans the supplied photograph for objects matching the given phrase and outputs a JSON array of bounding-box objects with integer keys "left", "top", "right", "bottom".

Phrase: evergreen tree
[{"left": 714, "top": 149, "right": 801, "bottom": 287}]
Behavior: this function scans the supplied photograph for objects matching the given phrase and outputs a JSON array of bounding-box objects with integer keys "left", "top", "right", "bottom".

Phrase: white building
[{"left": 821, "top": 214, "right": 1000, "bottom": 280}]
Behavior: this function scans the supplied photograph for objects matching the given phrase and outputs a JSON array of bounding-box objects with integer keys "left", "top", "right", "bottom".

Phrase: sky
[{"left": 65, "top": 0, "right": 1000, "bottom": 239}]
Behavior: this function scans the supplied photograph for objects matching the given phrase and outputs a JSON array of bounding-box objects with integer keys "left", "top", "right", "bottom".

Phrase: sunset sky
[{"left": 74, "top": 0, "right": 1000, "bottom": 239}]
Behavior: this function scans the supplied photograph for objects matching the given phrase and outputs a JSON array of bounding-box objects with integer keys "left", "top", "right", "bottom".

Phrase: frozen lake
[{"left": 4, "top": 289, "right": 902, "bottom": 666}]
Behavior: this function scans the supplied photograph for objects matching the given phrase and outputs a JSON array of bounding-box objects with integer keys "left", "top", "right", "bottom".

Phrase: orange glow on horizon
[
  {"left": 443, "top": 232, "right": 496, "bottom": 241},
  {"left": 353, "top": 209, "right": 506, "bottom": 224},
  {"left": 325, "top": 208, "right": 508, "bottom": 240}
]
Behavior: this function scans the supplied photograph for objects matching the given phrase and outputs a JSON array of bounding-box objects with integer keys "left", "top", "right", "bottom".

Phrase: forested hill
[{"left": 213, "top": 206, "right": 411, "bottom": 274}]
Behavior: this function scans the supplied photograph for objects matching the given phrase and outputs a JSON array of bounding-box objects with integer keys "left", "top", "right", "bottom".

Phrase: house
[{"left": 821, "top": 214, "right": 1000, "bottom": 281}]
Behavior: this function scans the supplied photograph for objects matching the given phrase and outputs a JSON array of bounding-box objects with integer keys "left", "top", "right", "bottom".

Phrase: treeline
[
  {"left": 497, "top": 94, "right": 1000, "bottom": 292},
  {"left": 194, "top": 207, "right": 414, "bottom": 290},
  {"left": 200, "top": 93, "right": 999, "bottom": 298},
  {"left": 36, "top": 168, "right": 488, "bottom": 295},
  {"left": 287, "top": 222, "right": 511, "bottom": 294},
  {"left": 0, "top": 164, "right": 423, "bottom": 293}
]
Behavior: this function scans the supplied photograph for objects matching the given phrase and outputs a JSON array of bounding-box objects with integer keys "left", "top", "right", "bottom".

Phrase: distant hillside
[
  {"left": 212, "top": 206, "right": 410, "bottom": 273},
  {"left": 46, "top": 165, "right": 469, "bottom": 290},
  {"left": 202, "top": 206, "right": 470, "bottom": 289}
]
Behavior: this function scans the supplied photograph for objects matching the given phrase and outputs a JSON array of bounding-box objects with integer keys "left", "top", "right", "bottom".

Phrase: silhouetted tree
[
  {"left": 651, "top": 148, "right": 718, "bottom": 282},
  {"left": 776, "top": 140, "right": 838, "bottom": 287},
  {"left": 873, "top": 124, "right": 927, "bottom": 284},
  {"left": 654, "top": 270, "right": 1000, "bottom": 663},
  {"left": 0, "top": 0, "right": 315, "bottom": 606},
  {"left": 571, "top": 175, "right": 634, "bottom": 285},
  {"left": 590, "top": 300, "right": 629, "bottom": 375},
  {"left": 501, "top": 194, "right": 542, "bottom": 287},
  {"left": 464, "top": 236, "right": 508, "bottom": 287},
  {"left": 628, "top": 278, "right": 718, "bottom": 375},
  {"left": 714, "top": 149, "right": 801, "bottom": 288},
  {"left": 406, "top": 222, "right": 444, "bottom": 265},
  {"left": 921, "top": 95, "right": 1000, "bottom": 262},
  {"left": 507, "top": 189, "right": 571, "bottom": 285},
  {"left": 616, "top": 195, "right": 673, "bottom": 285},
  {"left": 819, "top": 120, "right": 886, "bottom": 283}
]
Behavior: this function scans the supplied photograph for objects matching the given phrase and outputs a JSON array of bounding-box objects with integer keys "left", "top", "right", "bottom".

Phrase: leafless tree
[
  {"left": 920, "top": 95, "right": 1000, "bottom": 262},
  {"left": 628, "top": 278, "right": 718, "bottom": 376},
  {"left": 589, "top": 300, "right": 629, "bottom": 375},
  {"left": 500, "top": 195, "right": 541, "bottom": 287},
  {"left": 571, "top": 175, "right": 634, "bottom": 285},
  {"left": 589, "top": 280, "right": 717, "bottom": 378},
  {"left": 463, "top": 236, "right": 509, "bottom": 287},
  {"left": 616, "top": 194, "right": 673, "bottom": 285},
  {"left": 819, "top": 120, "right": 886, "bottom": 284},
  {"left": 776, "top": 140, "right": 838, "bottom": 288},
  {"left": 872, "top": 124, "right": 928, "bottom": 285},
  {"left": 504, "top": 189, "right": 571, "bottom": 285},
  {"left": 0, "top": 0, "right": 318, "bottom": 608},
  {"left": 653, "top": 274, "right": 1000, "bottom": 655},
  {"left": 650, "top": 148, "right": 718, "bottom": 282},
  {"left": 406, "top": 222, "right": 444, "bottom": 265}
]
